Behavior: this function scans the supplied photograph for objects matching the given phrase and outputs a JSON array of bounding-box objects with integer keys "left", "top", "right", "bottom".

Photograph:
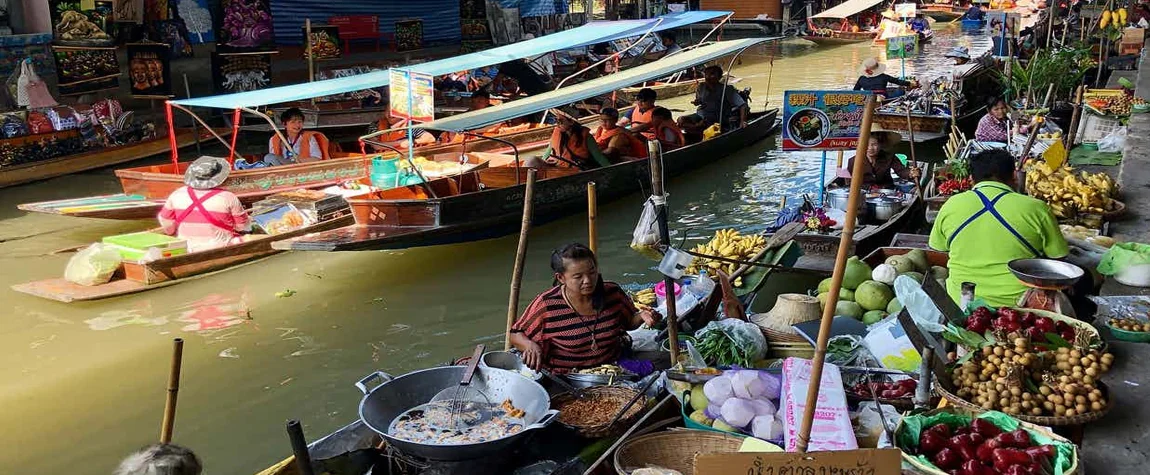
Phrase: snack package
[{"left": 780, "top": 357, "right": 858, "bottom": 452}]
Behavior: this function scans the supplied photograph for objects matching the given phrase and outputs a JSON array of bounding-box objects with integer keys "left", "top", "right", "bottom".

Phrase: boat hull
[
  {"left": 801, "top": 31, "right": 878, "bottom": 45},
  {"left": 923, "top": 7, "right": 963, "bottom": 21},
  {"left": 616, "top": 77, "right": 740, "bottom": 103},
  {"left": 775, "top": 196, "right": 923, "bottom": 272},
  {"left": 276, "top": 109, "right": 780, "bottom": 252},
  {"left": 873, "top": 113, "right": 951, "bottom": 142}
]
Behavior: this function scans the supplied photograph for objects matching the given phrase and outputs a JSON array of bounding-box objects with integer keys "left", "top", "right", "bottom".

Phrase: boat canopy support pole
[
  {"left": 587, "top": 181, "right": 598, "bottom": 254},
  {"left": 505, "top": 168, "right": 538, "bottom": 351},
  {"left": 165, "top": 102, "right": 179, "bottom": 168},
  {"left": 647, "top": 139, "right": 679, "bottom": 364},
  {"left": 240, "top": 107, "right": 290, "bottom": 159},
  {"left": 227, "top": 109, "right": 241, "bottom": 164},
  {"left": 167, "top": 103, "right": 236, "bottom": 152}
]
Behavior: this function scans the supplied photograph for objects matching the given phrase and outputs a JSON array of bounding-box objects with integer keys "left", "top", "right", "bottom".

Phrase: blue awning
[
  {"left": 419, "top": 38, "right": 774, "bottom": 132},
  {"left": 170, "top": 11, "right": 730, "bottom": 110}
]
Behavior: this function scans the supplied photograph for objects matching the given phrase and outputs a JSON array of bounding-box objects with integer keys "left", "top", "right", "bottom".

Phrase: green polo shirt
[{"left": 928, "top": 181, "right": 1069, "bottom": 307}]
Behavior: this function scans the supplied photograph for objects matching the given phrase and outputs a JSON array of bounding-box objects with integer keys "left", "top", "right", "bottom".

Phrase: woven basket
[
  {"left": 895, "top": 406, "right": 1079, "bottom": 475},
  {"left": 751, "top": 293, "right": 821, "bottom": 343},
  {"left": 936, "top": 381, "right": 1111, "bottom": 427},
  {"left": 1014, "top": 307, "right": 1106, "bottom": 352},
  {"left": 551, "top": 386, "right": 647, "bottom": 439},
  {"left": 613, "top": 430, "right": 745, "bottom": 475}
]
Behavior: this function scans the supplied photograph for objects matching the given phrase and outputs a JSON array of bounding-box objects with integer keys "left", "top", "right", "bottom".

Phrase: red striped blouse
[{"left": 511, "top": 282, "right": 637, "bottom": 372}]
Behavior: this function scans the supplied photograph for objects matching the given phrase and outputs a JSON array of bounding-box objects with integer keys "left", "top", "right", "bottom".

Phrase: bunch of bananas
[
  {"left": 632, "top": 287, "right": 657, "bottom": 306},
  {"left": 683, "top": 229, "right": 766, "bottom": 287},
  {"left": 1024, "top": 163, "right": 1119, "bottom": 220}
]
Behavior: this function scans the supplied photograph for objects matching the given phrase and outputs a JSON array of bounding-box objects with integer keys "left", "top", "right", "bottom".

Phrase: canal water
[{"left": 0, "top": 25, "right": 989, "bottom": 474}]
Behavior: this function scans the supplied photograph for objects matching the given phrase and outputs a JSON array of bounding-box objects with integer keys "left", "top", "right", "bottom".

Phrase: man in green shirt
[{"left": 929, "top": 150, "right": 1069, "bottom": 307}]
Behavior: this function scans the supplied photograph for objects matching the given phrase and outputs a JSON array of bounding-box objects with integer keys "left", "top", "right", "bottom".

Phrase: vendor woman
[
  {"left": 846, "top": 125, "right": 920, "bottom": 188},
  {"left": 853, "top": 57, "right": 917, "bottom": 100},
  {"left": 510, "top": 243, "right": 660, "bottom": 372}
]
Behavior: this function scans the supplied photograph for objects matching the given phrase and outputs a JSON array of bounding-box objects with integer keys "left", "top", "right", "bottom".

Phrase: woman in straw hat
[
  {"left": 852, "top": 57, "right": 917, "bottom": 100},
  {"left": 846, "top": 125, "right": 920, "bottom": 188},
  {"left": 157, "top": 156, "right": 252, "bottom": 252}
]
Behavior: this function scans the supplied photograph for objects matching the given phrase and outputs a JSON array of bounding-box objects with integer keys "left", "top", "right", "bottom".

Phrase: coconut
[
  {"left": 843, "top": 257, "right": 872, "bottom": 290},
  {"left": 835, "top": 300, "right": 865, "bottom": 320},
  {"left": 817, "top": 277, "right": 834, "bottom": 293},
  {"left": 905, "top": 249, "right": 930, "bottom": 273},
  {"left": 887, "top": 298, "right": 904, "bottom": 314},
  {"left": 817, "top": 289, "right": 854, "bottom": 307},
  {"left": 855, "top": 281, "right": 894, "bottom": 311},
  {"left": 863, "top": 310, "right": 887, "bottom": 325},
  {"left": 885, "top": 255, "right": 915, "bottom": 274},
  {"left": 931, "top": 265, "right": 950, "bottom": 280}
]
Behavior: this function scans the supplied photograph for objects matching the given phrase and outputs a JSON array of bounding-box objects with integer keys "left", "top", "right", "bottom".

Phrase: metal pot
[
  {"left": 562, "top": 372, "right": 637, "bottom": 389},
  {"left": 355, "top": 367, "right": 558, "bottom": 461},
  {"left": 866, "top": 196, "right": 903, "bottom": 222},
  {"left": 825, "top": 188, "right": 852, "bottom": 211}
]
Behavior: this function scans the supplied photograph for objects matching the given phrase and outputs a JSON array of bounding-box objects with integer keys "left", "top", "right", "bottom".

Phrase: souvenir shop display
[
  {"left": 126, "top": 43, "right": 173, "bottom": 97},
  {"left": 50, "top": 0, "right": 116, "bottom": 47},
  {"left": 211, "top": 52, "right": 272, "bottom": 93},
  {"left": 215, "top": 0, "right": 274, "bottom": 52}
]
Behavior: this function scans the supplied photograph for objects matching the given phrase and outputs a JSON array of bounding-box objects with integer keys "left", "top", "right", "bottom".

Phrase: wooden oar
[
  {"left": 160, "top": 338, "right": 184, "bottom": 443},
  {"left": 504, "top": 168, "right": 538, "bottom": 351}
]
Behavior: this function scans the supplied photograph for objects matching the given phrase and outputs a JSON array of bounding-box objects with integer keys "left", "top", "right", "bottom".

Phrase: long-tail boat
[
  {"left": 275, "top": 38, "right": 780, "bottom": 252},
  {"left": 802, "top": 0, "right": 884, "bottom": 45}
]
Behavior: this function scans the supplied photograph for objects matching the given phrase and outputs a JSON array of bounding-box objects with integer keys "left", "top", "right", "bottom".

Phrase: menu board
[
  {"left": 781, "top": 90, "right": 870, "bottom": 151},
  {"left": 389, "top": 69, "right": 434, "bottom": 123},
  {"left": 887, "top": 35, "right": 919, "bottom": 59}
]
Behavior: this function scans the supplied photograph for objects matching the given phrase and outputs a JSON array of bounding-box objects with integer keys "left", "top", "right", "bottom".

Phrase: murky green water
[{"left": 0, "top": 25, "right": 989, "bottom": 474}]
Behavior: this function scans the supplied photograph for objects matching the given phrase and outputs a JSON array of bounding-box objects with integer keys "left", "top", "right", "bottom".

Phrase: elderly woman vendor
[{"left": 510, "top": 243, "right": 660, "bottom": 372}]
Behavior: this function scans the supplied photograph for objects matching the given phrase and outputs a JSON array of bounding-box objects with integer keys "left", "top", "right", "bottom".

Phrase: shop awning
[
  {"left": 418, "top": 37, "right": 774, "bottom": 132},
  {"left": 811, "top": 0, "right": 885, "bottom": 19},
  {"left": 170, "top": 11, "right": 730, "bottom": 111}
]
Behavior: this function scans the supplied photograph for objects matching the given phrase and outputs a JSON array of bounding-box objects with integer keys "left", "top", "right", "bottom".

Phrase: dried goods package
[{"left": 780, "top": 357, "right": 858, "bottom": 452}]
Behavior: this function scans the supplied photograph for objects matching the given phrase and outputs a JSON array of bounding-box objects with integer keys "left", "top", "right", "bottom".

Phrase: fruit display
[
  {"left": 1108, "top": 317, "right": 1150, "bottom": 333},
  {"left": 631, "top": 287, "right": 656, "bottom": 306},
  {"left": 962, "top": 307, "right": 1080, "bottom": 345},
  {"left": 847, "top": 379, "right": 917, "bottom": 400},
  {"left": 1023, "top": 163, "right": 1120, "bottom": 220},
  {"left": 684, "top": 229, "right": 768, "bottom": 287},
  {"left": 813, "top": 250, "right": 944, "bottom": 325},
  {"left": 900, "top": 415, "right": 1072, "bottom": 475},
  {"left": 937, "top": 176, "right": 973, "bottom": 195},
  {"left": 1085, "top": 94, "right": 1143, "bottom": 117}
]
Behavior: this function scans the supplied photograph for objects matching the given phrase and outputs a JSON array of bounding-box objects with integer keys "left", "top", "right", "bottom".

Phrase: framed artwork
[
  {"left": 113, "top": 0, "right": 143, "bottom": 23},
  {"left": 50, "top": 0, "right": 116, "bottom": 46},
  {"left": 215, "top": 0, "right": 274, "bottom": 53},
  {"left": 52, "top": 46, "right": 120, "bottom": 95},
  {"left": 211, "top": 52, "right": 272, "bottom": 93},
  {"left": 127, "top": 43, "right": 172, "bottom": 97},
  {"left": 155, "top": 18, "right": 194, "bottom": 57},
  {"left": 176, "top": 0, "right": 213, "bottom": 43},
  {"left": 305, "top": 25, "right": 340, "bottom": 60},
  {"left": 394, "top": 19, "right": 423, "bottom": 52}
]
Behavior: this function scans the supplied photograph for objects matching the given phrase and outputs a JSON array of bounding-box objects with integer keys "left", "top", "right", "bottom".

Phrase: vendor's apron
[
  {"left": 173, "top": 188, "right": 240, "bottom": 238},
  {"left": 947, "top": 188, "right": 1044, "bottom": 257}
]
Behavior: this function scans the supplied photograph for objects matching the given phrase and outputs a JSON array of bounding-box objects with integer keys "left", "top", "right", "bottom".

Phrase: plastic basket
[{"left": 1076, "top": 113, "right": 1122, "bottom": 144}]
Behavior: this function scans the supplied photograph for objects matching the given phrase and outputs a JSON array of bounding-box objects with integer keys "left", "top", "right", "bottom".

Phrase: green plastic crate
[{"left": 102, "top": 232, "right": 187, "bottom": 261}]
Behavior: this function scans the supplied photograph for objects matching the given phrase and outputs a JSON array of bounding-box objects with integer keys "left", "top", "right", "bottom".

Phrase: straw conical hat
[{"left": 750, "top": 294, "right": 823, "bottom": 343}]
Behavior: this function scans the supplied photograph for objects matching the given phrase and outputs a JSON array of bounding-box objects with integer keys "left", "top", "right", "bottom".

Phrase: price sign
[{"left": 694, "top": 448, "right": 902, "bottom": 475}]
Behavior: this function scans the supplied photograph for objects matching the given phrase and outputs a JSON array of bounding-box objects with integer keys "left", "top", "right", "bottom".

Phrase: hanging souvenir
[
  {"left": 26, "top": 110, "right": 55, "bottom": 135},
  {"left": 304, "top": 25, "right": 340, "bottom": 60},
  {"left": 176, "top": 0, "right": 214, "bottom": 43},
  {"left": 155, "top": 19, "right": 194, "bottom": 58},
  {"left": 113, "top": 0, "right": 144, "bottom": 23},
  {"left": 215, "top": 0, "right": 275, "bottom": 53},
  {"left": 127, "top": 43, "right": 173, "bottom": 97},
  {"left": 16, "top": 59, "right": 59, "bottom": 108},
  {"left": 394, "top": 19, "right": 424, "bottom": 52}
]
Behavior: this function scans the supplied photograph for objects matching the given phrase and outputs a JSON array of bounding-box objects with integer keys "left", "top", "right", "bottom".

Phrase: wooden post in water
[
  {"left": 305, "top": 19, "right": 315, "bottom": 82},
  {"left": 505, "top": 169, "right": 538, "bottom": 351},
  {"left": 795, "top": 96, "right": 877, "bottom": 453},
  {"left": 160, "top": 338, "right": 184, "bottom": 443},
  {"left": 287, "top": 420, "right": 316, "bottom": 475},
  {"left": 647, "top": 140, "right": 679, "bottom": 364},
  {"left": 587, "top": 182, "right": 598, "bottom": 255}
]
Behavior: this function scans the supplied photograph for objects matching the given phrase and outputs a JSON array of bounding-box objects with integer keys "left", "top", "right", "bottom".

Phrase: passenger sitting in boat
[
  {"left": 529, "top": 107, "right": 611, "bottom": 169},
  {"left": 495, "top": 59, "right": 551, "bottom": 96},
  {"left": 909, "top": 13, "right": 930, "bottom": 33},
  {"left": 266, "top": 108, "right": 331, "bottom": 165},
  {"left": 367, "top": 107, "right": 437, "bottom": 152},
  {"left": 593, "top": 108, "right": 648, "bottom": 162},
  {"left": 649, "top": 107, "right": 686, "bottom": 151},
  {"left": 157, "top": 156, "right": 252, "bottom": 253},
  {"left": 115, "top": 443, "right": 202, "bottom": 475},
  {"left": 617, "top": 88, "right": 658, "bottom": 139},
  {"left": 846, "top": 125, "right": 920, "bottom": 188},
  {"left": 469, "top": 89, "right": 493, "bottom": 111},
  {"left": 975, "top": 97, "right": 1030, "bottom": 143},
  {"left": 963, "top": 3, "right": 986, "bottom": 21},
  {"left": 510, "top": 243, "right": 661, "bottom": 372},
  {"left": 659, "top": 31, "right": 683, "bottom": 57},
  {"left": 853, "top": 57, "right": 917, "bottom": 100},
  {"left": 678, "top": 65, "right": 747, "bottom": 140}
]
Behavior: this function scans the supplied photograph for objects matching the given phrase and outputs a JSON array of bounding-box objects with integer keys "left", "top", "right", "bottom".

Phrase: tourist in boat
[
  {"left": 469, "top": 89, "right": 493, "bottom": 111},
  {"left": 649, "top": 107, "right": 686, "bottom": 151},
  {"left": 677, "top": 65, "right": 748, "bottom": 141},
  {"left": 618, "top": 87, "right": 658, "bottom": 139},
  {"left": 975, "top": 97, "right": 1029, "bottom": 143},
  {"left": 845, "top": 125, "right": 920, "bottom": 188},
  {"left": 929, "top": 149, "right": 1070, "bottom": 307},
  {"left": 115, "top": 443, "right": 202, "bottom": 475},
  {"left": 593, "top": 108, "right": 649, "bottom": 162},
  {"left": 510, "top": 243, "right": 661, "bottom": 372},
  {"left": 659, "top": 31, "right": 683, "bottom": 57},
  {"left": 157, "top": 156, "right": 252, "bottom": 253},
  {"left": 852, "top": 57, "right": 917, "bottom": 99},
  {"left": 963, "top": 2, "right": 986, "bottom": 21},
  {"left": 530, "top": 107, "right": 611, "bottom": 169},
  {"left": 366, "top": 106, "right": 437, "bottom": 151},
  {"left": 495, "top": 59, "right": 551, "bottom": 96},
  {"left": 909, "top": 13, "right": 930, "bottom": 33},
  {"left": 266, "top": 108, "right": 330, "bottom": 165}
]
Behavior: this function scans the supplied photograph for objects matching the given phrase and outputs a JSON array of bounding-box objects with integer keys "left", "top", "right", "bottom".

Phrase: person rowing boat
[{"left": 157, "top": 156, "right": 252, "bottom": 252}]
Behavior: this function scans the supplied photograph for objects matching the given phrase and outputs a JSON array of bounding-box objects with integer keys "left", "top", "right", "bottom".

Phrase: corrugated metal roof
[{"left": 270, "top": 1, "right": 462, "bottom": 45}]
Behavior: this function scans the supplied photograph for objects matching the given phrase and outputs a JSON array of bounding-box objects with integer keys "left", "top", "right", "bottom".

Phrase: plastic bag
[
  {"left": 780, "top": 358, "right": 857, "bottom": 451},
  {"left": 1098, "top": 126, "right": 1127, "bottom": 153},
  {"left": 893, "top": 275, "right": 946, "bottom": 333},
  {"left": 695, "top": 318, "right": 769, "bottom": 365},
  {"left": 64, "top": 243, "right": 122, "bottom": 286},
  {"left": 630, "top": 195, "right": 661, "bottom": 248},
  {"left": 1097, "top": 242, "right": 1150, "bottom": 275},
  {"left": 854, "top": 401, "right": 901, "bottom": 449},
  {"left": 628, "top": 328, "right": 661, "bottom": 352}
]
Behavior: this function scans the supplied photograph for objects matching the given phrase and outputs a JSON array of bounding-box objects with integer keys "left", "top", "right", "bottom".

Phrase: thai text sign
[
  {"left": 694, "top": 448, "right": 902, "bottom": 475},
  {"left": 781, "top": 91, "right": 870, "bottom": 151},
  {"left": 389, "top": 68, "right": 435, "bottom": 122}
]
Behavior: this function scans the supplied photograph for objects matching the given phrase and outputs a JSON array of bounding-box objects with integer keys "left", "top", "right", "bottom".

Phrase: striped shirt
[
  {"left": 157, "top": 186, "right": 252, "bottom": 252},
  {"left": 511, "top": 283, "right": 637, "bottom": 372}
]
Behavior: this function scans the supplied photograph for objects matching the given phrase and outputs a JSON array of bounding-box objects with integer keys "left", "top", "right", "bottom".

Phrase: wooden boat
[
  {"left": 961, "top": 18, "right": 987, "bottom": 29},
  {"left": 801, "top": 30, "right": 878, "bottom": 45},
  {"left": 616, "top": 76, "right": 742, "bottom": 103},
  {"left": 11, "top": 212, "right": 355, "bottom": 303},
  {"left": 873, "top": 111, "right": 953, "bottom": 142},
  {"left": 275, "top": 109, "right": 779, "bottom": 252},
  {"left": 0, "top": 128, "right": 229, "bottom": 189},
  {"left": 922, "top": 6, "right": 964, "bottom": 22}
]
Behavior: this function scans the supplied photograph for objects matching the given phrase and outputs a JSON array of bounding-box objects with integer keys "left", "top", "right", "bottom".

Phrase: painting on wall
[
  {"left": 127, "top": 43, "right": 172, "bottom": 97},
  {"left": 51, "top": 0, "right": 116, "bottom": 47},
  {"left": 215, "top": 0, "right": 274, "bottom": 53},
  {"left": 52, "top": 46, "right": 120, "bottom": 95},
  {"left": 177, "top": 0, "right": 214, "bottom": 43},
  {"left": 211, "top": 52, "right": 272, "bottom": 93}
]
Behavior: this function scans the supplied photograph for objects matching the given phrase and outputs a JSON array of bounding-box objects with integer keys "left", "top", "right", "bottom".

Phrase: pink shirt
[{"left": 157, "top": 186, "right": 251, "bottom": 252}]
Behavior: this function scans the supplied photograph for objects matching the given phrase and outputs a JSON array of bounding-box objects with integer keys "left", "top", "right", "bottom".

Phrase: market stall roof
[
  {"left": 811, "top": 0, "right": 884, "bottom": 19},
  {"left": 418, "top": 37, "right": 774, "bottom": 132},
  {"left": 169, "top": 11, "right": 729, "bottom": 111}
]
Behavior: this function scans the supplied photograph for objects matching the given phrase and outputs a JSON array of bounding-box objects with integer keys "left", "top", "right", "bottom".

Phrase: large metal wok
[{"left": 355, "top": 366, "right": 558, "bottom": 461}]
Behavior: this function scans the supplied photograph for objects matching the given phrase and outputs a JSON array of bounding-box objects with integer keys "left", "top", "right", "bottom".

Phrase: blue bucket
[{"left": 371, "top": 157, "right": 399, "bottom": 175}]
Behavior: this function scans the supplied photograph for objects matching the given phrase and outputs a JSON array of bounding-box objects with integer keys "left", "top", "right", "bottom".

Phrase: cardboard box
[
  {"left": 102, "top": 232, "right": 188, "bottom": 261},
  {"left": 1121, "top": 27, "right": 1145, "bottom": 55}
]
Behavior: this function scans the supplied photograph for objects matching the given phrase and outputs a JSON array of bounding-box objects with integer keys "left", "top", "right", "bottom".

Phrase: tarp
[
  {"left": 811, "top": 0, "right": 885, "bottom": 19},
  {"left": 418, "top": 37, "right": 774, "bottom": 132},
  {"left": 171, "top": 11, "right": 730, "bottom": 110}
]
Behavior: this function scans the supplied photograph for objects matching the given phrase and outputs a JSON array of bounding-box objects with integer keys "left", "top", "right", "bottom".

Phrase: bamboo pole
[
  {"left": 836, "top": 150, "right": 844, "bottom": 168},
  {"left": 160, "top": 338, "right": 184, "bottom": 443},
  {"left": 1065, "top": 85, "right": 1086, "bottom": 149},
  {"left": 1046, "top": 3, "right": 1055, "bottom": 48},
  {"left": 305, "top": 19, "right": 315, "bottom": 82},
  {"left": 587, "top": 182, "right": 598, "bottom": 255},
  {"left": 647, "top": 140, "right": 679, "bottom": 365},
  {"left": 905, "top": 108, "right": 920, "bottom": 194},
  {"left": 795, "top": 96, "right": 877, "bottom": 453},
  {"left": 505, "top": 169, "right": 538, "bottom": 351},
  {"left": 286, "top": 420, "right": 316, "bottom": 475}
]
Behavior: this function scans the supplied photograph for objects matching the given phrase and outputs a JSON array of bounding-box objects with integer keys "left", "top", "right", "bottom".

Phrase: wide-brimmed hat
[
  {"left": 750, "top": 294, "right": 823, "bottom": 343},
  {"left": 869, "top": 124, "right": 903, "bottom": 147},
  {"left": 549, "top": 106, "right": 580, "bottom": 123},
  {"left": 184, "top": 156, "right": 230, "bottom": 190},
  {"left": 859, "top": 57, "right": 887, "bottom": 78},
  {"left": 944, "top": 46, "right": 971, "bottom": 59}
]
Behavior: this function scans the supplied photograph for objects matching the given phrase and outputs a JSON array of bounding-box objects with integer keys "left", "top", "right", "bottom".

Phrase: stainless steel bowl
[
  {"left": 479, "top": 351, "right": 542, "bottom": 381},
  {"left": 826, "top": 188, "right": 851, "bottom": 211},
  {"left": 1008, "top": 258, "right": 1085, "bottom": 288},
  {"left": 866, "top": 196, "right": 903, "bottom": 222},
  {"left": 563, "top": 371, "right": 637, "bottom": 389}
]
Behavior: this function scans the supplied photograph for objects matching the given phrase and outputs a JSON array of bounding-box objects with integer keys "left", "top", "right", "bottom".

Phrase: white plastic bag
[
  {"left": 630, "top": 195, "right": 662, "bottom": 248},
  {"left": 893, "top": 275, "right": 946, "bottom": 333},
  {"left": 628, "top": 328, "right": 661, "bottom": 351},
  {"left": 695, "top": 318, "right": 769, "bottom": 363},
  {"left": 1098, "top": 126, "right": 1127, "bottom": 153},
  {"left": 854, "top": 401, "right": 901, "bottom": 449},
  {"left": 64, "top": 243, "right": 122, "bottom": 286}
]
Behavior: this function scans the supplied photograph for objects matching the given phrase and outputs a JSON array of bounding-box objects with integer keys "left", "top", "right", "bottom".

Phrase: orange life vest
[
  {"left": 630, "top": 106, "right": 656, "bottom": 128},
  {"left": 655, "top": 122, "right": 686, "bottom": 150},
  {"left": 377, "top": 118, "right": 409, "bottom": 143},
  {"left": 270, "top": 130, "right": 330, "bottom": 162},
  {"left": 548, "top": 127, "right": 592, "bottom": 167},
  {"left": 594, "top": 126, "right": 648, "bottom": 159}
]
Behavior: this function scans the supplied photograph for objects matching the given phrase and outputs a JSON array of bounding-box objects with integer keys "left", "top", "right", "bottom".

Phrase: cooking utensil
[
  {"left": 540, "top": 369, "right": 584, "bottom": 399},
  {"left": 479, "top": 351, "right": 542, "bottom": 381},
  {"left": 430, "top": 344, "right": 491, "bottom": 428},
  {"left": 563, "top": 371, "right": 637, "bottom": 389},
  {"left": 1008, "top": 258, "right": 1084, "bottom": 288},
  {"left": 864, "top": 365, "right": 895, "bottom": 443},
  {"left": 605, "top": 376, "right": 658, "bottom": 429},
  {"left": 355, "top": 366, "right": 557, "bottom": 461},
  {"left": 866, "top": 196, "right": 903, "bottom": 222}
]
